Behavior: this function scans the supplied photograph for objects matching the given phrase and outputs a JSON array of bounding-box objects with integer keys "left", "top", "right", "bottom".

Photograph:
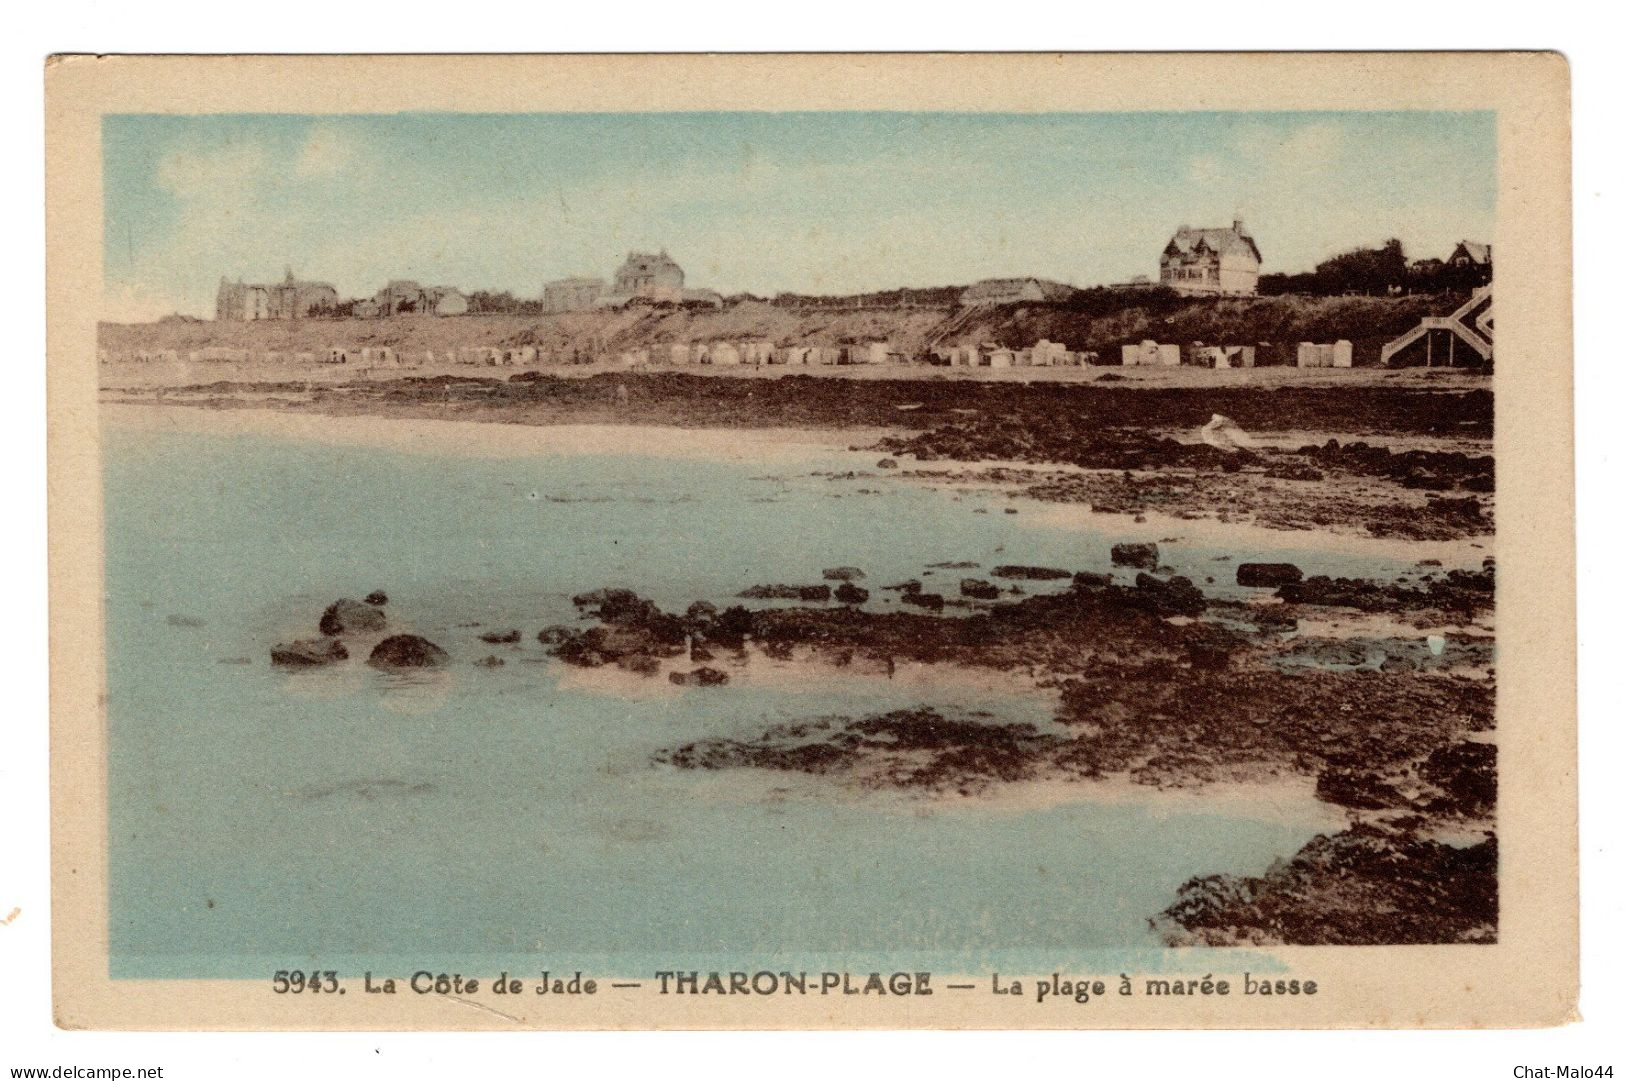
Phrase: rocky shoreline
[{"left": 298, "top": 547, "right": 1489, "bottom": 946}]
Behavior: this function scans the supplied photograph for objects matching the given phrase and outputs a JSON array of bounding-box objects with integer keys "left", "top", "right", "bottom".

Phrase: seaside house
[{"left": 1159, "top": 219, "right": 1262, "bottom": 296}]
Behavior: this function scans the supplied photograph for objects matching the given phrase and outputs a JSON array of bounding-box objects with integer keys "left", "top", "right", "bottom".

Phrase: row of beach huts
[{"left": 100, "top": 336, "right": 1359, "bottom": 370}]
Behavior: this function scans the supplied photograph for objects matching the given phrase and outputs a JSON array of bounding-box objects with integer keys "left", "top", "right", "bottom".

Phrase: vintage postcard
[{"left": 46, "top": 53, "right": 1575, "bottom": 1029}]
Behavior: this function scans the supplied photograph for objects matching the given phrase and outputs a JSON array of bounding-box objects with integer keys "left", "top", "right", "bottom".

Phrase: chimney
[{"left": 1233, "top": 216, "right": 1245, "bottom": 232}]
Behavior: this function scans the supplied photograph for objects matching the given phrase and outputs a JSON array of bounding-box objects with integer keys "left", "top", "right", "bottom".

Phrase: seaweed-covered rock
[
  {"left": 1111, "top": 543, "right": 1159, "bottom": 569},
  {"left": 1158, "top": 826, "right": 1498, "bottom": 946},
  {"left": 1420, "top": 741, "right": 1497, "bottom": 817},
  {"left": 900, "top": 591, "right": 945, "bottom": 611},
  {"left": 319, "top": 598, "right": 387, "bottom": 636},
  {"left": 1315, "top": 767, "right": 1409, "bottom": 810},
  {"left": 367, "top": 634, "right": 450, "bottom": 669},
  {"left": 363, "top": 590, "right": 389, "bottom": 606},
  {"left": 271, "top": 638, "right": 348, "bottom": 667},
  {"left": 536, "top": 624, "right": 576, "bottom": 646},
  {"left": 1127, "top": 573, "right": 1206, "bottom": 616},
  {"left": 822, "top": 566, "right": 866, "bottom": 582},
  {"left": 478, "top": 628, "right": 522, "bottom": 644}
]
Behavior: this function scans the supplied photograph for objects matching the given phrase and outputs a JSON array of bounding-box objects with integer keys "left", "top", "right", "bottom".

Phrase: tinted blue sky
[{"left": 102, "top": 111, "right": 1495, "bottom": 319}]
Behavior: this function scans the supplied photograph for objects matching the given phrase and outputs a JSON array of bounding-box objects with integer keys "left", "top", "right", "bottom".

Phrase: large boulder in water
[
  {"left": 367, "top": 634, "right": 450, "bottom": 669},
  {"left": 271, "top": 638, "right": 348, "bottom": 667},
  {"left": 319, "top": 598, "right": 387, "bottom": 636}
]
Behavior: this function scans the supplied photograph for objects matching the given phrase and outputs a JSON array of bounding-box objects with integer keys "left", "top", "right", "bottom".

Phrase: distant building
[
  {"left": 216, "top": 269, "right": 338, "bottom": 321},
  {"left": 595, "top": 250, "right": 686, "bottom": 307},
  {"left": 1448, "top": 241, "right": 1492, "bottom": 269},
  {"left": 960, "top": 278, "right": 1075, "bottom": 306},
  {"left": 367, "top": 280, "right": 468, "bottom": 317},
  {"left": 1159, "top": 219, "right": 1262, "bottom": 296},
  {"left": 543, "top": 277, "right": 607, "bottom": 313}
]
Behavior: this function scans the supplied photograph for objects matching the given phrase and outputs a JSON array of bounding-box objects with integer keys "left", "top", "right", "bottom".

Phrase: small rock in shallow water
[
  {"left": 473, "top": 655, "right": 505, "bottom": 668},
  {"left": 478, "top": 628, "right": 522, "bottom": 644},
  {"left": 363, "top": 591, "right": 388, "bottom": 606},
  {"left": 821, "top": 566, "right": 866, "bottom": 581},
  {"left": 367, "top": 634, "right": 449, "bottom": 669},
  {"left": 669, "top": 666, "right": 729, "bottom": 687},
  {"left": 271, "top": 638, "right": 348, "bottom": 667},
  {"left": 319, "top": 598, "right": 387, "bottom": 636}
]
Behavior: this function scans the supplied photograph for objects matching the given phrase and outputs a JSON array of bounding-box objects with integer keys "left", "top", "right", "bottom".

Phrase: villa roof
[{"left": 1164, "top": 222, "right": 1262, "bottom": 263}]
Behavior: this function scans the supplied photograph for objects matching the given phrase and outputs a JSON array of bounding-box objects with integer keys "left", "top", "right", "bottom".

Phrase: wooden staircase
[{"left": 1382, "top": 286, "right": 1493, "bottom": 366}]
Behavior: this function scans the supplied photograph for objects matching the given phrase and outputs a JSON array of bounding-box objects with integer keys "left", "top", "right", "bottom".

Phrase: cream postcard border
[{"left": 45, "top": 52, "right": 1575, "bottom": 1030}]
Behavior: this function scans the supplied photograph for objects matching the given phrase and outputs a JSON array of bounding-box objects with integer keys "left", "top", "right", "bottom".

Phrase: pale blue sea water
[{"left": 103, "top": 410, "right": 1399, "bottom": 980}]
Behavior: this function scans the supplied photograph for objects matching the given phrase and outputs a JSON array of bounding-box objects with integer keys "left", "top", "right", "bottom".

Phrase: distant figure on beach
[{"left": 1200, "top": 413, "right": 1257, "bottom": 453}]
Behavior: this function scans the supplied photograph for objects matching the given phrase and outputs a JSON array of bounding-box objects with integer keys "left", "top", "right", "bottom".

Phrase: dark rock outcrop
[
  {"left": 478, "top": 629, "right": 522, "bottom": 644},
  {"left": 1126, "top": 573, "right": 1206, "bottom": 616},
  {"left": 834, "top": 582, "right": 870, "bottom": 604},
  {"left": 363, "top": 590, "right": 389, "bottom": 606},
  {"left": 1158, "top": 825, "right": 1497, "bottom": 946},
  {"left": 959, "top": 578, "right": 1001, "bottom": 600},
  {"left": 1111, "top": 543, "right": 1159, "bottom": 569},
  {"left": 822, "top": 566, "right": 866, "bottom": 581},
  {"left": 367, "top": 634, "right": 450, "bottom": 669},
  {"left": 1420, "top": 741, "right": 1496, "bottom": 817},
  {"left": 1236, "top": 562, "right": 1304, "bottom": 587}
]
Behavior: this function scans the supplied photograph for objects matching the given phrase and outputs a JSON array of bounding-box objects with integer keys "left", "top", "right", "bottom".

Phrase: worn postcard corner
[{"left": 46, "top": 52, "right": 1575, "bottom": 1031}]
